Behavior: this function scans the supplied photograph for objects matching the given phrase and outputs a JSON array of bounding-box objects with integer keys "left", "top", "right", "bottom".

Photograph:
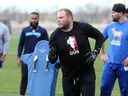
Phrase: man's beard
[
  {"left": 59, "top": 22, "right": 73, "bottom": 32},
  {"left": 112, "top": 18, "right": 119, "bottom": 22},
  {"left": 60, "top": 24, "right": 70, "bottom": 30},
  {"left": 30, "top": 22, "right": 38, "bottom": 29}
]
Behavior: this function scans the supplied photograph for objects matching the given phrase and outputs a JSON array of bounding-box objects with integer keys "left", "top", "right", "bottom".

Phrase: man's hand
[
  {"left": 84, "top": 50, "right": 98, "bottom": 65},
  {"left": 123, "top": 57, "right": 128, "bottom": 66},
  {"left": 0, "top": 54, "right": 6, "bottom": 62},
  {"left": 48, "top": 47, "right": 57, "bottom": 64},
  {"left": 16, "top": 57, "right": 21, "bottom": 66},
  {"left": 100, "top": 53, "right": 108, "bottom": 64}
]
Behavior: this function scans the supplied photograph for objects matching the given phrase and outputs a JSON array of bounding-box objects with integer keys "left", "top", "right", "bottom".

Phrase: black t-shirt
[{"left": 49, "top": 21, "right": 104, "bottom": 78}]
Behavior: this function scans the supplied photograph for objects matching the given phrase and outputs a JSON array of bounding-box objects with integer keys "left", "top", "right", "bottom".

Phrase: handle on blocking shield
[
  {"left": 45, "top": 55, "right": 49, "bottom": 71},
  {"left": 33, "top": 55, "right": 38, "bottom": 72},
  {"left": 124, "top": 66, "right": 128, "bottom": 71}
]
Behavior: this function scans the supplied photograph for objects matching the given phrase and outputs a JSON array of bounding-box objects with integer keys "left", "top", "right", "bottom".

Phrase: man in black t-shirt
[{"left": 49, "top": 8, "right": 105, "bottom": 96}]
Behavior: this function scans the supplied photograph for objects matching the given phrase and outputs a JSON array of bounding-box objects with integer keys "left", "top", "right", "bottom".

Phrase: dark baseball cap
[
  {"left": 126, "top": 8, "right": 128, "bottom": 13},
  {"left": 112, "top": 3, "right": 126, "bottom": 13}
]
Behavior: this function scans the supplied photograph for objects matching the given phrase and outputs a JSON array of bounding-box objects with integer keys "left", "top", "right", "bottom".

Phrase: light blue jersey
[
  {"left": 0, "top": 22, "right": 10, "bottom": 55},
  {"left": 103, "top": 21, "right": 128, "bottom": 64}
]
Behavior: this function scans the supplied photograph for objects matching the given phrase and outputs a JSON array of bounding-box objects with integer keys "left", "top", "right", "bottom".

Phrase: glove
[
  {"left": 55, "top": 62, "right": 61, "bottom": 69},
  {"left": 48, "top": 47, "right": 57, "bottom": 64},
  {"left": 84, "top": 50, "right": 98, "bottom": 65}
]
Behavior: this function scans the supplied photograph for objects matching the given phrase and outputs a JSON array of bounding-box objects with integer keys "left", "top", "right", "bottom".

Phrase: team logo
[
  {"left": 67, "top": 36, "right": 79, "bottom": 55},
  {"left": 111, "top": 28, "right": 122, "bottom": 46}
]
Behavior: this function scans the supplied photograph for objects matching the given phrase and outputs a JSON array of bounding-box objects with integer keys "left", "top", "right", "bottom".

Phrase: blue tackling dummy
[{"left": 21, "top": 40, "right": 58, "bottom": 96}]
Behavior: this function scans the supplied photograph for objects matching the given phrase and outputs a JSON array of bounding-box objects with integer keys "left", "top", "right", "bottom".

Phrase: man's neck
[
  {"left": 62, "top": 22, "right": 73, "bottom": 32},
  {"left": 119, "top": 15, "right": 127, "bottom": 23}
]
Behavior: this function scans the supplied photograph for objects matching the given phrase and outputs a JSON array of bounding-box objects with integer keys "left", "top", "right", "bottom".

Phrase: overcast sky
[{"left": 0, "top": 0, "right": 127, "bottom": 12}]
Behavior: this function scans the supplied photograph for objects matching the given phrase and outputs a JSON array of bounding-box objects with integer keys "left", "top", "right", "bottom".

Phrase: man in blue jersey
[
  {"left": 17, "top": 12, "right": 49, "bottom": 96},
  {"left": 125, "top": 8, "right": 128, "bottom": 19},
  {"left": 0, "top": 22, "right": 10, "bottom": 69},
  {"left": 100, "top": 3, "right": 128, "bottom": 96}
]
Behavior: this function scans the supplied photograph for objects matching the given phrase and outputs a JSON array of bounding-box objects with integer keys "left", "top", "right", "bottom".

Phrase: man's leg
[
  {"left": 73, "top": 77, "right": 82, "bottom": 96},
  {"left": 19, "top": 62, "right": 28, "bottom": 96},
  {"left": 0, "top": 60, "right": 3, "bottom": 69},
  {"left": 0, "top": 53, "right": 3, "bottom": 69},
  {"left": 81, "top": 66, "right": 96, "bottom": 96},
  {"left": 62, "top": 77, "right": 80, "bottom": 96},
  {"left": 117, "top": 64, "right": 128, "bottom": 96},
  {"left": 100, "top": 64, "right": 116, "bottom": 96}
]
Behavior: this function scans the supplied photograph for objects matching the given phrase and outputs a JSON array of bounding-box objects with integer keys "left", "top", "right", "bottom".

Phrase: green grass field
[{"left": 0, "top": 32, "right": 120, "bottom": 96}]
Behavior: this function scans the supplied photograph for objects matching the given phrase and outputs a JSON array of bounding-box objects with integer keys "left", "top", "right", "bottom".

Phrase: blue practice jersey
[
  {"left": 103, "top": 21, "right": 128, "bottom": 64},
  {"left": 17, "top": 25, "right": 49, "bottom": 57}
]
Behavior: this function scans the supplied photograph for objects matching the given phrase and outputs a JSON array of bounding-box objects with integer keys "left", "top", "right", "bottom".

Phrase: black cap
[
  {"left": 126, "top": 8, "right": 128, "bottom": 13},
  {"left": 112, "top": 3, "right": 126, "bottom": 13}
]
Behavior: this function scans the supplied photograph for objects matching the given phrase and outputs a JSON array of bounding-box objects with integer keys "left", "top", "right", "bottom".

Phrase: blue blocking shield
[{"left": 21, "top": 40, "right": 58, "bottom": 96}]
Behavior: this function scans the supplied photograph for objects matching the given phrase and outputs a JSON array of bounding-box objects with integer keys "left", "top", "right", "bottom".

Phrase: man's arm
[
  {"left": 17, "top": 30, "right": 25, "bottom": 57},
  {"left": 84, "top": 23, "right": 105, "bottom": 54},
  {"left": 48, "top": 31, "right": 58, "bottom": 64},
  {"left": 3, "top": 25, "right": 10, "bottom": 54},
  {"left": 81, "top": 23, "right": 105, "bottom": 64},
  {"left": 100, "top": 43, "right": 105, "bottom": 55},
  {"left": 17, "top": 29, "right": 25, "bottom": 65},
  {"left": 41, "top": 28, "right": 49, "bottom": 41},
  {"left": 1, "top": 25, "right": 10, "bottom": 61},
  {"left": 99, "top": 43, "right": 108, "bottom": 63}
]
